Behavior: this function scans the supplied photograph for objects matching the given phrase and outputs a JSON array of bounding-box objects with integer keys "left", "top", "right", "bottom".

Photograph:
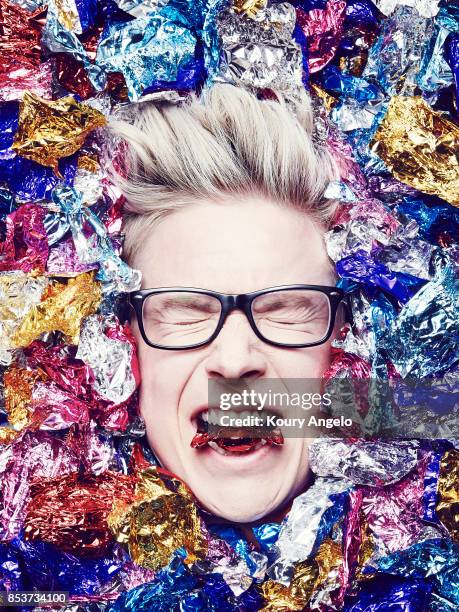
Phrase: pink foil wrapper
[
  {"left": 360, "top": 453, "right": 430, "bottom": 553},
  {"left": 30, "top": 380, "right": 91, "bottom": 430},
  {"left": 0, "top": 204, "right": 49, "bottom": 273},
  {"left": 296, "top": 0, "right": 347, "bottom": 73},
  {"left": 0, "top": 61, "right": 53, "bottom": 101}
]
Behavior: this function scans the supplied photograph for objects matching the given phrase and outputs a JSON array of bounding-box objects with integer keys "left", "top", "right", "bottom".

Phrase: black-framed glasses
[{"left": 129, "top": 285, "right": 347, "bottom": 350}]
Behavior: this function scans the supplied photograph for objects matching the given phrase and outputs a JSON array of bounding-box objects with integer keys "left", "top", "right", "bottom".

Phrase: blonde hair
[{"left": 108, "top": 84, "right": 339, "bottom": 264}]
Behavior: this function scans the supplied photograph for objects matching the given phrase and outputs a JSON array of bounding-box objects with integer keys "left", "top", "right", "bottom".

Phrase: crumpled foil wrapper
[
  {"left": 0, "top": 272, "right": 48, "bottom": 364},
  {"left": 436, "top": 449, "right": 459, "bottom": 542},
  {"left": 309, "top": 439, "right": 419, "bottom": 486},
  {"left": 23, "top": 470, "right": 138, "bottom": 557},
  {"left": 108, "top": 467, "right": 208, "bottom": 571},
  {"left": 10, "top": 271, "right": 102, "bottom": 348},
  {"left": 296, "top": 0, "right": 346, "bottom": 73},
  {"left": 381, "top": 257, "right": 458, "bottom": 378},
  {"left": 76, "top": 314, "right": 139, "bottom": 406},
  {"left": 372, "top": 95, "right": 459, "bottom": 206},
  {"left": 216, "top": 2, "right": 303, "bottom": 91},
  {"left": 370, "top": 0, "right": 440, "bottom": 18},
  {"left": 0, "top": 430, "right": 81, "bottom": 539},
  {"left": 12, "top": 92, "right": 106, "bottom": 175},
  {"left": 266, "top": 477, "right": 352, "bottom": 585}
]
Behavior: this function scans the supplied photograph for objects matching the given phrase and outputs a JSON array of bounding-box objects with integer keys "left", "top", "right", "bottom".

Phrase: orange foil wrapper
[
  {"left": 436, "top": 449, "right": 459, "bottom": 542},
  {"left": 108, "top": 466, "right": 208, "bottom": 571},
  {"left": 12, "top": 92, "right": 106, "bottom": 175},
  {"left": 23, "top": 471, "right": 138, "bottom": 558},
  {"left": 372, "top": 96, "right": 459, "bottom": 207},
  {"left": 11, "top": 271, "right": 102, "bottom": 348},
  {"left": 4, "top": 365, "right": 46, "bottom": 431}
]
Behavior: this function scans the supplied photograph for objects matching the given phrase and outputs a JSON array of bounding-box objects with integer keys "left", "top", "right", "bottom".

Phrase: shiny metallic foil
[
  {"left": 12, "top": 92, "right": 106, "bottom": 174},
  {"left": 216, "top": 3, "right": 303, "bottom": 91},
  {"left": 4, "top": 365, "right": 45, "bottom": 431},
  {"left": 233, "top": 0, "right": 267, "bottom": 18},
  {"left": 23, "top": 470, "right": 138, "bottom": 557},
  {"left": 372, "top": 96, "right": 459, "bottom": 206},
  {"left": 108, "top": 467, "right": 207, "bottom": 571},
  {"left": 10, "top": 271, "right": 102, "bottom": 347},
  {"left": 436, "top": 449, "right": 459, "bottom": 542}
]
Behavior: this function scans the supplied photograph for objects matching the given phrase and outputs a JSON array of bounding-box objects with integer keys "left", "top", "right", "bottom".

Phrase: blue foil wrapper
[
  {"left": 252, "top": 523, "right": 282, "bottom": 555},
  {"left": 395, "top": 196, "right": 459, "bottom": 246},
  {"left": 97, "top": 1, "right": 225, "bottom": 100},
  {"left": 336, "top": 249, "right": 425, "bottom": 304},
  {"left": 445, "top": 33, "right": 459, "bottom": 113},
  {"left": 97, "top": 12, "right": 199, "bottom": 101},
  {"left": 367, "top": 539, "right": 459, "bottom": 608},
  {"left": 423, "top": 452, "right": 443, "bottom": 523},
  {"left": 75, "top": 0, "right": 98, "bottom": 33},
  {"left": 109, "top": 548, "right": 197, "bottom": 611},
  {"left": 345, "top": 0, "right": 379, "bottom": 27},
  {"left": 50, "top": 185, "right": 141, "bottom": 293},
  {"left": 1, "top": 537, "right": 123, "bottom": 595},
  {"left": 381, "top": 256, "right": 458, "bottom": 378},
  {"left": 344, "top": 575, "right": 433, "bottom": 611}
]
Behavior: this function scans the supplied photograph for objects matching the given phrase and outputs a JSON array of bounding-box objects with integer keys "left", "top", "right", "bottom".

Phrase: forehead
[{"left": 133, "top": 198, "right": 336, "bottom": 293}]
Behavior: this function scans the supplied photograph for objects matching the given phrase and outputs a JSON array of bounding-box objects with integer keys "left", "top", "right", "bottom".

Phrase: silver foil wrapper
[
  {"left": 370, "top": 0, "right": 440, "bottom": 18},
  {"left": 309, "top": 439, "right": 419, "bottom": 486},
  {"left": 215, "top": 2, "right": 303, "bottom": 91},
  {"left": 266, "top": 477, "right": 352, "bottom": 585},
  {"left": 75, "top": 314, "right": 137, "bottom": 405}
]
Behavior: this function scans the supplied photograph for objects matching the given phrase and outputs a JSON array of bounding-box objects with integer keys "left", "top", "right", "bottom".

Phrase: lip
[{"left": 192, "top": 437, "right": 282, "bottom": 472}]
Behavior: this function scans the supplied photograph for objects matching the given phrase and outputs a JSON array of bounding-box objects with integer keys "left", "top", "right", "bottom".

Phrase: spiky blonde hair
[{"left": 109, "top": 84, "right": 339, "bottom": 264}]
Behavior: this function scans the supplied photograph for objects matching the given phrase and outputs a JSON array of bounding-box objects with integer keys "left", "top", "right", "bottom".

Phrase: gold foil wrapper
[
  {"left": 371, "top": 96, "right": 459, "bottom": 207},
  {"left": 261, "top": 538, "right": 342, "bottom": 610},
  {"left": 261, "top": 579, "right": 307, "bottom": 611},
  {"left": 0, "top": 427, "right": 20, "bottom": 444},
  {"left": 12, "top": 92, "right": 106, "bottom": 175},
  {"left": 436, "top": 449, "right": 459, "bottom": 542},
  {"left": 0, "top": 273, "right": 48, "bottom": 354},
  {"left": 11, "top": 271, "right": 101, "bottom": 347},
  {"left": 4, "top": 365, "right": 45, "bottom": 431},
  {"left": 310, "top": 83, "right": 338, "bottom": 112},
  {"left": 77, "top": 154, "right": 100, "bottom": 173},
  {"left": 108, "top": 467, "right": 208, "bottom": 571},
  {"left": 233, "top": 0, "right": 267, "bottom": 18}
]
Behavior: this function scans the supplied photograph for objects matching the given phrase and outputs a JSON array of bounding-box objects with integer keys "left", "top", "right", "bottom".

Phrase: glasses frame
[{"left": 129, "top": 284, "right": 347, "bottom": 350}]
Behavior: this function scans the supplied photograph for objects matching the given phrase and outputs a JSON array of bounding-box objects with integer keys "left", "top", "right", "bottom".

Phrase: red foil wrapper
[
  {"left": 23, "top": 470, "right": 138, "bottom": 558},
  {"left": 55, "top": 53, "right": 96, "bottom": 100},
  {"left": 296, "top": 0, "right": 347, "bottom": 73},
  {"left": 0, "top": 2, "right": 46, "bottom": 75},
  {"left": 0, "top": 203, "right": 49, "bottom": 273},
  {"left": 0, "top": 430, "right": 81, "bottom": 540}
]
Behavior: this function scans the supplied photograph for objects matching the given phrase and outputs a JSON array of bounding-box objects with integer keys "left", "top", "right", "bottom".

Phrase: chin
[{"left": 179, "top": 439, "right": 310, "bottom": 523}]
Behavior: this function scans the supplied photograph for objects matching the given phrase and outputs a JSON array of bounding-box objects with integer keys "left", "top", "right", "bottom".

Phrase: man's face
[{"left": 130, "top": 196, "right": 341, "bottom": 522}]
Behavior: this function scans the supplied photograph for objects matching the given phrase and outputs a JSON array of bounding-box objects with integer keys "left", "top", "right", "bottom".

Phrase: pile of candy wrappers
[{"left": 0, "top": 0, "right": 458, "bottom": 609}]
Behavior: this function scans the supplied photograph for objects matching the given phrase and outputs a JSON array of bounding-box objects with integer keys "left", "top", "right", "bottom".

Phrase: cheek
[{"left": 272, "top": 343, "right": 333, "bottom": 379}]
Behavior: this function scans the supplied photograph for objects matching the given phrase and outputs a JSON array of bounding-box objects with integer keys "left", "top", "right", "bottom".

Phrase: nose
[{"left": 205, "top": 311, "right": 267, "bottom": 379}]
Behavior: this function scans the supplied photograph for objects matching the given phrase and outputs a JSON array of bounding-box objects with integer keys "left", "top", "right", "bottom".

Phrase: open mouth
[{"left": 190, "top": 409, "right": 284, "bottom": 456}]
